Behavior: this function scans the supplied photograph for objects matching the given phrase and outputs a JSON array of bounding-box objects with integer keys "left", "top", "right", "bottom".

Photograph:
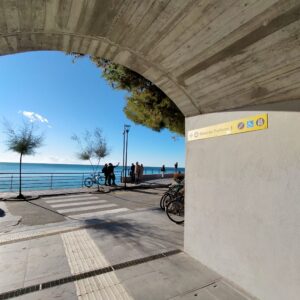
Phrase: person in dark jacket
[
  {"left": 102, "top": 163, "right": 109, "bottom": 185},
  {"left": 107, "top": 162, "right": 119, "bottom": 186},
  {"left": 161, "top": 165, "right": 166, "bottom": 178},
  {"left": 139, "top": 164, "right": 144, "bottom": 182},
  {"left": 130, "top": 163, "right": 135, "bottom": 183},
  {"left": 134, "top": 162, "right": 141, "bottom": 184},
  {"left": 174, "top": 162, "right": 178, "bottom": 173}
]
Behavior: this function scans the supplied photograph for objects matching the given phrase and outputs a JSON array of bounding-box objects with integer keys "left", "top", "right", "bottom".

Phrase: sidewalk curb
[
  {"left": 124, "top": 183, "right": 170, "bottom": 190},
  {"left": 0, "top": 183, "right": 170, "bottom": 201}
]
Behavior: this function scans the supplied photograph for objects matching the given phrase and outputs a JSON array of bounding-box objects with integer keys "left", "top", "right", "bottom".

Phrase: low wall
[
  {"left": 185, "top": 100, "right": 300, "bottom": 300},
  {"left": 122, "top": 173, "right": 175, "bottom": 183}
]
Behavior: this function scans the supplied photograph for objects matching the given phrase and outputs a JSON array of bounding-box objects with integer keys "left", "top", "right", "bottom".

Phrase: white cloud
[{"left": 19, "top": 111, "right": 50, "bottom": 126}]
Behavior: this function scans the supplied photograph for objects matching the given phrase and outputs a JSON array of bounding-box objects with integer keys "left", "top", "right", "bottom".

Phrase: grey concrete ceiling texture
[{"left": 0, "top": 0, "right": 299, "bottom": 117}]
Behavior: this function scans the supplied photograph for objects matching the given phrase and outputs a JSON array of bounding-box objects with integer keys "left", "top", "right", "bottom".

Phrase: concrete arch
[
  {"left": 0, "top": 1, "right": 300, "bottom": 116},
  {"left": 1, "top": 2, "right": 300, "bottom": 300},
  {"left": 0, "top": 31, "right": 199, "bottom": 116}
]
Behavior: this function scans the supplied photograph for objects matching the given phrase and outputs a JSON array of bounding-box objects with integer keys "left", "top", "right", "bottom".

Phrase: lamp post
[
  {"left": 122, "top": 128, "right": 126, "bottom": 180},
  {"left": 122, "top": 125, "right": 130, "bottom": 189}
]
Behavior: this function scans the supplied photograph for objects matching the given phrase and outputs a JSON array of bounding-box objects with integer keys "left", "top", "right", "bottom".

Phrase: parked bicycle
[
  {"left": 165, "top": 195, "right": 184, "bottom": 224},
  {"left": 160, "top": 179, "right": 184, "bottom": 210},
  {"left": 84, "top": 172, "right": 103, "bottom": 188}
]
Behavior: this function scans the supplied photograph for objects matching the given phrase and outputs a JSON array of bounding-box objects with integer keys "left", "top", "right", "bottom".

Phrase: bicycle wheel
[
  {"left": 160, "top": 193, "right": 167, "bottom": 209},
  {"left": 160, "top": 193, "right": 173, "bottom": 210},
  {"left": 96, "top": 175, "right": 104, "bottom": 185},
  {"left": 84, "top": 177, "right": 93, "bottom": 188},
  {"left": 166, "top": 199, "right": 184, "bottom": 224}
]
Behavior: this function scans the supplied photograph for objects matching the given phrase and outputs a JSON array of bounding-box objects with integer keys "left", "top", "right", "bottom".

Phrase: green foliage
[
  {"left": 4, "top": 121, "right": 44, "bottom": 156},
  {"left": 4, "top": 121, "right": 44, "bottom": 198},
  {"left": 92, "top": 58, "right": 185, "bottom": 135},
  {"left": 79, "top": 151, "right": 93, "bottom": 161},
  {"left": 69, "top": 53, "right": 185, "bottom": 135},
  {"left": 72, "top": 128, "right": 109, "bottom": 172}
]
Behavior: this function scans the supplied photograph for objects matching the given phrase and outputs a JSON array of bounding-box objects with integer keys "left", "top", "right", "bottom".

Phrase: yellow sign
[{"left": 187, "top": 113, "right": 268, "bottom": 141}]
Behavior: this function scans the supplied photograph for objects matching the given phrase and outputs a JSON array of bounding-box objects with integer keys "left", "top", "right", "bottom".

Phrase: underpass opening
[{"left": 1, "top": 1, "right": 300, "bottom": 299}]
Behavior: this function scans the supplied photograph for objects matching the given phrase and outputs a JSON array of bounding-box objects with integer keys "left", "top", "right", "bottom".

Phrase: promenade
[{"left": 0, "top": 179, "right": 253, "bottom": 300}]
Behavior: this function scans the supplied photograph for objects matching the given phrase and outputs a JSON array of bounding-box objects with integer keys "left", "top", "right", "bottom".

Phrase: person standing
[
  {"left": 174, "top": 162, "right": 178, "bottom": 173},
  {"left": 107, "top": 162, "right": 120, "bottom": 186},
  {"left": 134, "top": 162, "right": 140, "bottom": 184},
  {"left": 140, "top": 164, "right": 144, "bottom": 182},
  {"left": 130, "top": 163, "right": 135, "bottom": 183},
  {"left": 102, "top": 163, "right": 109, "bottom": 185},
  {"left": 161, "top": 164, "right": 166, "bottom": 178}
]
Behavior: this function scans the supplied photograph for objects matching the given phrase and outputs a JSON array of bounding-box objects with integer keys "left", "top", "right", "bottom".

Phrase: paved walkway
[{"left": 0, "top": 186, "right": 253, "bottom": 300}]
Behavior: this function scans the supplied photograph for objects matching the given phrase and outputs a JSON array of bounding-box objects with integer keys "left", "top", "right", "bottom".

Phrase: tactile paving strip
[{"left": 0, "top": 249, "right": 182, "bottom": 299}]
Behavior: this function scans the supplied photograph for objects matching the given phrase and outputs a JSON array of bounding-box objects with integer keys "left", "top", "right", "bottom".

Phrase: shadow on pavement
[
  {"left": 0, "top": 209, "right": 5, "bottom": 217},
  {"left": 83, "top": 214, "right": 183, "bottom": 252},
  {"left": 129, "top": 189, "right": 161, "bottom": 195}
]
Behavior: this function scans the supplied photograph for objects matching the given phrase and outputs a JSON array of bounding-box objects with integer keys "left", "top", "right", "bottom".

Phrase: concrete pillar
[{"left": 184, "top": 100, "right": 300, "bottom": 300}]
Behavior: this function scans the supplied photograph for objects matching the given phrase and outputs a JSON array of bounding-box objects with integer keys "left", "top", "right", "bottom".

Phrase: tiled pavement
[
  {"left": 0, "top": 189, "right": 254, "bottom": 300},
  {"left": 0, "top": 189, "right": 166, "bottom": 243},
  {"left": 0, "top": 217, "right": 252, "bottom": 300},
  {"left": 0, "top": 207, "right": 184, "bottom": 299}
]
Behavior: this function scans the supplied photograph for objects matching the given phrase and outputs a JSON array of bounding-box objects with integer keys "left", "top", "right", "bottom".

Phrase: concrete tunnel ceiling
[{"left": 0, "top": 0, "right": 300, "bottom": 117}]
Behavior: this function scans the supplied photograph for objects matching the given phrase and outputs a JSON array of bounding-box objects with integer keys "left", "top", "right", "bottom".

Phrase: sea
[
  {"left": 0, "top": 162, "right": 184, "bottom": 174},
  {"left": 0, "top": 162, "right": 184, "bottom": 192}
]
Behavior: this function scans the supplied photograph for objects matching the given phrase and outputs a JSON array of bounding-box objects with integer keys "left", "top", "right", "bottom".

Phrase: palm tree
[{"left": 5, "top": 122, "right": 44, "bottom": 199}]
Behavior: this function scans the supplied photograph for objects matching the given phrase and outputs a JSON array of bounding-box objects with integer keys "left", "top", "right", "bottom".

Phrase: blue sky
[{"left": 0, "top": 51, "right": 185, "bottom": 167}]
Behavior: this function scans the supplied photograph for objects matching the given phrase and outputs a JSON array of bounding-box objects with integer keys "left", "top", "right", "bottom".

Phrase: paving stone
[
  {"left": 0, "top": 240, "right": 29, "bottom": 253},
  {"left": 114, "top": 262, "right": 156, "bottom": 281},
  {"left": 0, "top": 248, "right": 29, "bottom": 292},
  {"left": 119, "top": 269, "right": 179, "bottom": 300},
  {"left": 16, "top": 282, "right": 78, "bottom": 300},
  {"left": 170, "top": 280, "right": 251, "bottom": 300},
  {"left": 148, "top": 253, "right": 220, "bottom": 296},
  {"left": 206, "top": 281, "right": 251, "bottom": 300},
  {"left": 24, "top": 254, "right": 71, "bottom": 283},
  {"left": 29, "top": 234, "right": 63, "bottom": 248}
]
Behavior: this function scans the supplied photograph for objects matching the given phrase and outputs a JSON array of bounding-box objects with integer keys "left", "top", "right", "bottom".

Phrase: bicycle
[
  {"left": 84, "top": 173, "right": 103, "bottom": 188},
  {"left": 160, "top": 180, "right": 184, "bottom": 210},
  {"left": 165, "top": 195, "right": 184, "bottom": 224}
]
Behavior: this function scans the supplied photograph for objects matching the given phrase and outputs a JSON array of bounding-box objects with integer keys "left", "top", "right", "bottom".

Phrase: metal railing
[
  {"left": 0, "top": 172, "right": 119, "bottom": 192},
  {"left": 0, "top": 168, "right": 181, "bottom": 192}
]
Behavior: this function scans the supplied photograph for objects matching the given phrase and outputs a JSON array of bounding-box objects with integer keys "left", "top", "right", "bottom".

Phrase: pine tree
[{"left": 70, "top": 54, "right": 185, "bottom": 135}]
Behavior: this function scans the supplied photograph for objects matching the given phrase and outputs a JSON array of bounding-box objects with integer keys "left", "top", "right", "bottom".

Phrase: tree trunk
[
  {"left": 17, "top": 153, "right": 25, "bottom": 199},
  {"left": 97, "top": 159, "right": 100, "bottom": 192}
]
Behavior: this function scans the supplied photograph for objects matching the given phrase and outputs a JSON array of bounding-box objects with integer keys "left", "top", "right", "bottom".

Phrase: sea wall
[{"left": 122, "top": 173, "right": 175, "bottom": 183}]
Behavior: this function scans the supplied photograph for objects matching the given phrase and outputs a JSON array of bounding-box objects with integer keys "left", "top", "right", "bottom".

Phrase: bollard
[
  {"left": 10, "top": 175, "right": 13, "bottom": 191},
  {"left": 81, "top": 173, "right": 85, "bottom": 187}
]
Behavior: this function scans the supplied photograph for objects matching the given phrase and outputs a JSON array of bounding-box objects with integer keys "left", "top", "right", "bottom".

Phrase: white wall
[{"left": 184, "top": 100, "right": 300, "bottom": 300}]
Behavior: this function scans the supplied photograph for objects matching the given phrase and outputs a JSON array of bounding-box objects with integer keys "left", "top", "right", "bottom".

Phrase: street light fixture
[{"left": 122, "top": 124, "right": 131, "bottom": 189}]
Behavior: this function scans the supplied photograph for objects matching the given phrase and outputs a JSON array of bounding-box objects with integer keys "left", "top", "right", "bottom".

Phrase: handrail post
[
  {"left": 10, "top": 175, "right": 13, "bottom": 191},
  {"left": 50, "top": 174, "right": 53, "bottom": 189}
]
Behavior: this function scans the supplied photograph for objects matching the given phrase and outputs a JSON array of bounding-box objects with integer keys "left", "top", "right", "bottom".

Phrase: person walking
[
  {"left": 139, "top": 164, "right": 144, "bottom": 182},
  {"left": 134, "top": 162, "right": 140, "bottom": 184},
  {"left": 107, "top": 162, "right": 120, "bottom": 186},
  {"left": 174, "top": 162, "right": 178, "bottom": 173},
  {"left": 161, "top": 164, "right": 166, "bottom": 178},
  {"left": 130, "top": 163, "right": 135, "bottom": 183},
  {"left": 102, "top": 163, "right": 109, "bottom": 185}
]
